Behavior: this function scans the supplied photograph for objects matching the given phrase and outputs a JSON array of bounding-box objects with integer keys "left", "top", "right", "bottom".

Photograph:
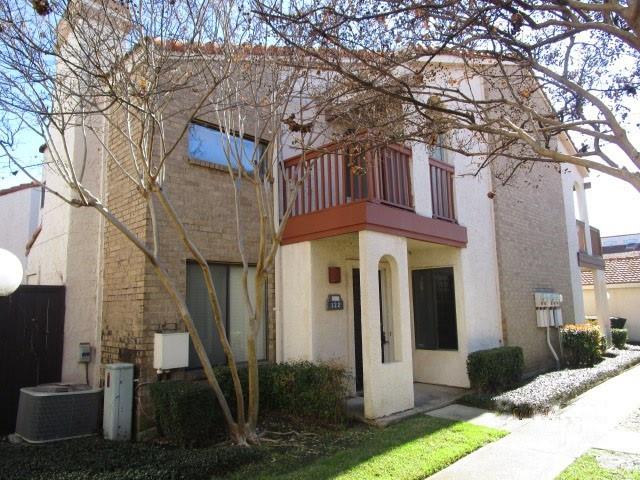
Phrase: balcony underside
[
  {"left": 578, "top": 251, "right": 605, "bottom": 270},
  {"left": 282, "top": 201, "right": 468, "bottom": 247}
]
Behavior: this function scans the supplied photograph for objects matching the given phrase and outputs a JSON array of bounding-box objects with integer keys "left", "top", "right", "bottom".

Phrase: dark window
[
  {"left": 412, "top": 267, "right": 458, "bottom": 350},
  {"left": 188, "top": 121, "right": 267, "bottom": 172},
  {"left": 186, "top": 262, "right": 267, "bottom": 367}
]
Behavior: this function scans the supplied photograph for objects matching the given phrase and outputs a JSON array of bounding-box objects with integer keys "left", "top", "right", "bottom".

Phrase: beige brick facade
[
  {"left": 99, "top": 105, "right": 275, "bottom": 431},
  {"left": 491, "top": 162, "right": 576, "bottom": 373}
]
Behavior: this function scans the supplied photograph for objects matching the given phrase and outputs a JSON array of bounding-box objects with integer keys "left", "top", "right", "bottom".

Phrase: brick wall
[
  {"left": 99, "top": 100, "right": 276, "bottom": 430},
  {"left": 491, "top": 161, "right": 576, "bottom": 373}
]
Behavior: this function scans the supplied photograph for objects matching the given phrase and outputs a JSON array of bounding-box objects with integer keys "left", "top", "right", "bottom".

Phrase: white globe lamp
[{"left": 0, "top": 248, "right": 23, "bottom": 296}]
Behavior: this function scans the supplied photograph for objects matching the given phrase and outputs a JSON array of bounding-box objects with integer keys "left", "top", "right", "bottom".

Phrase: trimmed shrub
[
  {"left": 150, "top": 361, "right": 348, "bottom": 446},
  {"left": 149, "top": 380, "right": 221, "bottom": 447},
  {"left": 466, "top": 346, "right": 524, "bottom": 393},
  {"left": 612, "top": 328, "right": 628, "bottom": 349},
  {"left": 561, "top": 324, "right": 603, "bottom": 367}
]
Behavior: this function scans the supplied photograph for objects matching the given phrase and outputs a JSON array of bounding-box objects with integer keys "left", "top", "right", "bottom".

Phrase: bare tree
[
  {"left": 0, "top": 0, "right": 325, "bottom": 444},
  {"left": 255, "top": 0, "right": 640, "bottom": 191}
]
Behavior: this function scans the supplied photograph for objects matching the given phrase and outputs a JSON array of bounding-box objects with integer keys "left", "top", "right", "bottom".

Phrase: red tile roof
[
  {"left": 582, "top": 252, "right": 640, "bottom": 285},
  {"left": 0, "top": 181, "right": 39, "bottom": 197}
]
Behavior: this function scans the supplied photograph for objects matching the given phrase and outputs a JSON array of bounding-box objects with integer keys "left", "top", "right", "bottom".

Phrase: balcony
[
  {"left": 280, "top": 140, "right": 467, "bottom": 246},
  {"left": 577, "top": 220, "right": 605, "bottom": 270}
]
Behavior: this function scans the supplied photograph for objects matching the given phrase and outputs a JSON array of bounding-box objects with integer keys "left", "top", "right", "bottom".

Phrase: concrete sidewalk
[{"left": 429, "top": 364, "right": 640, "bottom": 480}]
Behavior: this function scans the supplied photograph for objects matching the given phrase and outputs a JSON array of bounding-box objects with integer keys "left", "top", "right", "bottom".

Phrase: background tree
[
  {"left": 0, "top": 0, "right": 325, "bottom": 444},
  {"left": 255, "top": 0, "right": 640, "bottom": 191}
]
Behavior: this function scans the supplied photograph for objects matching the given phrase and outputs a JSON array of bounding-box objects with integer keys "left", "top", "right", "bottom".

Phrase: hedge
[
  {"left": 612, "top": 328, "right": 628, "bottom": 349},
  {"left": 0, "top": 437, "right": 262, "bottom": 480},
  {"left": 561, "top": 324, "right": 603, "bottom": 367},
  {"left": 466, "top": 346, "right": 524, "bottom": 393},
  {"left": 150, "top": 361, "right": 348, "bottom": 446}
]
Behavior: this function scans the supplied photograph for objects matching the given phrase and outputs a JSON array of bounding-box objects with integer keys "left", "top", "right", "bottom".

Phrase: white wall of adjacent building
[{"left": 0, "top": 184, "right": 41, "bottom": 274}]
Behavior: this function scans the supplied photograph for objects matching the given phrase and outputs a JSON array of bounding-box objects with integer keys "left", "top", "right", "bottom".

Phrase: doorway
[{"left": 352, "top": 268, "right": 392, "bottom": 393}]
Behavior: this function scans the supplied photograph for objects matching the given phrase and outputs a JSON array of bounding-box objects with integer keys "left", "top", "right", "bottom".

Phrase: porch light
[{"left": 0, "top": 248, "right": 22, "bottom": 296}]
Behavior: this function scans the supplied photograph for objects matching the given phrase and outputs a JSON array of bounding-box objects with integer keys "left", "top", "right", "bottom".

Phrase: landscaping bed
[
  {"left": 461, "top": 346, "right": 640, "bottom": 418},
  {"left": 0, "top": 415, "right": 505, "bottom": 480}
]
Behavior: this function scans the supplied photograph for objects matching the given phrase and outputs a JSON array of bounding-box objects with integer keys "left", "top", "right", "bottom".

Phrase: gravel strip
[
  {"left": 593, "top": 449, "right": 640, "bottom": 471},
  {"left": 620, "top": 408, "right": 640, "bottom": 432},
  {"left": 490, "top": 346, "right": 640, "bottom": 417}
]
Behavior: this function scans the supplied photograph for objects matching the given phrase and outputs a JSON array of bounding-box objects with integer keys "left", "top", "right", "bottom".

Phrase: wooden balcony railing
[
  {"left": 281, "top": 141, "right": 413, "bottom": 217},
  {"left": 576, "top": 220, "right": 603, "bottom": 257},
  {"left": 429, "top": 158, "right": 456, "bottom": 222}
]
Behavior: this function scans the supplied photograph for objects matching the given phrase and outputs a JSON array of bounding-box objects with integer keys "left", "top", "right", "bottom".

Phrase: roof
[
  {"left": 0, "top": 181, "right": 40, "bottom": 197},
  {"left": 582, "top": 251, "right": 640, "bottom": 285}
]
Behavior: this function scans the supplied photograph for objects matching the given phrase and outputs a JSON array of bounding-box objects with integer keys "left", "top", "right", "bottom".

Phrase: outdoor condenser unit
[
  {"left": 15, "top": 384, "right": 102, "bottom": 443},
  {"left": 103, "top": 363, "right": 133, "bottom": 441}
]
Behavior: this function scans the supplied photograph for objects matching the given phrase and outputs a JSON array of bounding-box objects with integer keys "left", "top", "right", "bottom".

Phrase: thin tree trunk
[{"left": 153, "top": 187, "right": 248, "bottom": 434}]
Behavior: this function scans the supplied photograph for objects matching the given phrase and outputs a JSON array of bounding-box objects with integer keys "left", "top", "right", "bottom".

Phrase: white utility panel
[{"left": 153, "top": 332, "right": 189, "bottom": 370}]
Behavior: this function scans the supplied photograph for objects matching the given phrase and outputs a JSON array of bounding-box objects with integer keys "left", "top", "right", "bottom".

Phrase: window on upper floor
[
  {"left": 185, "top": 262, "right": 267, "bottom": 368},
  {"left": 188, "top": 121, "right": 267, "bottom": 172},
  {"left": 430, "top": 134, "right": 449, "bottom": 164}
]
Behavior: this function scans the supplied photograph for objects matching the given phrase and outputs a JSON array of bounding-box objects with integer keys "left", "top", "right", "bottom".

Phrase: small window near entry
[
  {"left": 186, "top": 262, "right": 267, "bottom": 368},
  {"left": 188, "top": 121, "right": 267, "bottom": 172},
  {"left": 412, "top": 267, "right": 458, "bottom": 350}
]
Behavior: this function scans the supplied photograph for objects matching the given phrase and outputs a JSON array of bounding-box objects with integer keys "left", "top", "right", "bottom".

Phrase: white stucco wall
[
  {"left": 584, "top": 283, "right": 640, "bottom": 342},
  {"left": 558, "top": 138, "right": 587, "bottom": 323},
  {"left": 0, "top": 185, "right": 41, "bottom": 272},
  {"left": 25, "top": 120, "right": 106, "bottom": 386}
]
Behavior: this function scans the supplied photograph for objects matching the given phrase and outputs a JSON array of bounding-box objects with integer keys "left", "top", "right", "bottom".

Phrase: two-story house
[{"left": 23, "top": 0, "right": 609, "bottom": 429}]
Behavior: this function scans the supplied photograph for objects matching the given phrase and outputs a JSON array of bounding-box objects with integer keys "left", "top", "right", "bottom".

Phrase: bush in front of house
[
  {"left": 466, "top": 346, "right": 524, "bottom": 393},
  {"left": 561, "top": 324, "right": 603, "bottom": 367},
  {"left": 150, "top": 361, "right": 348, "bottom": 446},
  {"left": 612, "top": 328, "right": 628, "bottom": 349},
  {"left": 0, "top": 437, "right": 263, "bottom": 480}
]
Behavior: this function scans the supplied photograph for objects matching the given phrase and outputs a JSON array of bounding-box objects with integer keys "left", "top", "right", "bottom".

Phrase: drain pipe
[{"left": 547, "top": 325, "right": 560, "bottom": 369}]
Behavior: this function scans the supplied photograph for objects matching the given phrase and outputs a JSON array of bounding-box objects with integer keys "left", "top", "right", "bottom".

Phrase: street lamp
[{"left": 0, "top": 248, "right": 23, "bottom": 296}]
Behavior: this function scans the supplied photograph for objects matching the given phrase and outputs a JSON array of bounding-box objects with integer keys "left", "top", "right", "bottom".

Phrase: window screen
[
  {"left": 188, "top": 122, "right": 266, "bottom": 172},
  {"left": 186, "top": 262, "right": 266, "bottom": 367}
]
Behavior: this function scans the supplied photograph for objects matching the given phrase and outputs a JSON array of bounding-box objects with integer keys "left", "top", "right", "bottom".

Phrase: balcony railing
[
  {"left": 429, "top": 158, "right": 456, "bottom": 222},
  {"left": 576, "top": 219, "right": 604, "bottom": 269},
  {"left": 281, "top": 141, "right": 413, "bottom": 217},
  {"left": 576, "top": 220, "right": 603, "bottom": 257}
]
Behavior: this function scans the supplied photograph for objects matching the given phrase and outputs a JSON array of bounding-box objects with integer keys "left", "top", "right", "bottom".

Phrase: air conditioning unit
[{"left": 15, "top": 384, "right": 102, "bottom": 443}]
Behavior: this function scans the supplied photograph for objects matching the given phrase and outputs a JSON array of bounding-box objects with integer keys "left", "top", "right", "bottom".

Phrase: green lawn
[
  {"left": 557, "top": 452, "right": 640, "bottom": 480},
  {"left": 0, "top": 415, "right": 505, "bottom": 480},
  {"left": 228, "top": 415, "right": 506, "bottom": 480}
]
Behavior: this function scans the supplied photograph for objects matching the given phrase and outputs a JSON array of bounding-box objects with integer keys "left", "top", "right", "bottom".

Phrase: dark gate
[{"left": 0, "top": 285, "right": 65, "bottom": 435}]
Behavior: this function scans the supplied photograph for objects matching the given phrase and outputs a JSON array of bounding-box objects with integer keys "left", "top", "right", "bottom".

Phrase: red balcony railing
[
  {"left": 576, "top": 220, "right": 602, "bottom": 257},
  {"left": 281, "top": 141, "right": 413, "bottom": 217},
  {"left": 429, "top": 158, "right": 456, "bottom": 222},
  {"left": 576, "top": 220, "right": 603, "bottom": 256}
]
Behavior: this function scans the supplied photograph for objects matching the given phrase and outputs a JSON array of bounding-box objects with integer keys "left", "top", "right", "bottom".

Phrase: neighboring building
[
  {"left": 602, "top": 234, "right": 640, "bottom": 254},
  {"left": 583, "top": 244, "right": 640, "bottom": 342},
  {"left": 24, "top": 0, "right": 608, "bottom": 428},
  {"left": 0, "top": 182, "right": 42, "bottom": 274}
]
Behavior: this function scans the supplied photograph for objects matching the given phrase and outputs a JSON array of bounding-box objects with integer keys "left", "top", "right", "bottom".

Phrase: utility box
[
  {"left": 153, "top": 332, "right": 189, "bottom": 370},
  {"left": 103, "top": 363, "right": 133, "bottom": 441}
]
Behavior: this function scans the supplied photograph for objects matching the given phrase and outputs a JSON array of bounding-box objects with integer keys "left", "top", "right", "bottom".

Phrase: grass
[
  {"left": 227, "top": 415, "right": 506, "bottom": 480},
  {"left": 0, "top": 415, "right": 505, "bottom": 480},
  {"left": 557, "top": 452, "right": 640, "bottom": 480}
]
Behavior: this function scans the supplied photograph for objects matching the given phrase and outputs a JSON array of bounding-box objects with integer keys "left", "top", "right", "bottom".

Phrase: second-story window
[{"left": 188, "top": 121, "right": 267, "bottom": 172}]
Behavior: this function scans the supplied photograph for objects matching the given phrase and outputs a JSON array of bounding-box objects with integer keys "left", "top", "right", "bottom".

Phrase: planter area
[{"left": 462, "top": 346, "right": 640, "bottom": 418}]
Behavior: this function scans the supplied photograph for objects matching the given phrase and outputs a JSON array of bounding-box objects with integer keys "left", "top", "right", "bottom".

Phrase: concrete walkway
[{"left": 429, "top": 364, "right": 640, "bottom": 480}]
